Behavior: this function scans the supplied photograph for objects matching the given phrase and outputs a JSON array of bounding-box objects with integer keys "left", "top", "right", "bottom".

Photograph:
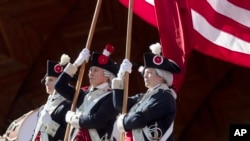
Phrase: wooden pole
[
  {"left": 121, "top": 0, "right": 134, "bottom": 140},
  {"left": 63, "top": 0, "right": 103, "bottom": 140}
]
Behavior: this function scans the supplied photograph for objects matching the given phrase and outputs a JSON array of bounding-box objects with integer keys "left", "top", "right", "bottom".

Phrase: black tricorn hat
[
  {"left": 140, "top": 43, "right": 181, "bottom": 74},
  {"left": 41, "top": 54, "right": 70, "bottom": 84},
  {"left": 90, "top": 44, "right": 118, "bottom": 76},
  {"left": 143, "top": 53, "right": 181, "bottom": 73}
]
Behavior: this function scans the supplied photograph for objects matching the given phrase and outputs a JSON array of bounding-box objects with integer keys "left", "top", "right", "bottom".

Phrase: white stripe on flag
[
  {"left": 145, "top": 0, "right": 154, "bottom": 6},
  {"left": 191, "top": 9, "right": 250, "bottom": 54},
  {"left": 207, "top": 0, "right": 250, "bottom": 27}
]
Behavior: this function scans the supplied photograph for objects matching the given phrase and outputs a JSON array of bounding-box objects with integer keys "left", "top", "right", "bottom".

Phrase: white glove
[
  {"left": 117, "top": 114, "right": 126, "bottom": 132},
  {"left": 117, "top": 59, "right": 132, "bottom": 79},
  {"left": 40, "top": 111, "right": 52, "bottom": 126},
  {"left": 65, "top": 111, "right": 74, "bottom": 123},
  {"left": 73, "top": 48, "right": 90, "bottom": 67},
  {"left": 65, "top": 111, "right": 80, "bottom": 128}
]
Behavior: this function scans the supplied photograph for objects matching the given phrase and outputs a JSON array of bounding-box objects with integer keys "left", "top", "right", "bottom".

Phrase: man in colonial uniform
[
  {"left": 32, "top": 54, "right": 72, "bottom": 141},
  {"left": 112, "top": 43, "right": 181, "bottom": 141},
  {"left": 54, "top": 44, "right": 119, "bottom": 141}
]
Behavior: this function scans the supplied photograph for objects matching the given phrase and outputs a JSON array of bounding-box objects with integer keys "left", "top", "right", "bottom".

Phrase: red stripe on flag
[
  {"left": 188, "top": 0, "right": 250, "bottom": 68},
  {"left": 193, "top": 30, "right": 250, "bottom": 67},
  {"left": 119, "top": 0, "right": 157, "bottom": 27},
  {"left": 190, "top": 0, "right": 250, "bottom": 42},
  {"left": 228, "top": 0, "right": 250, "bottom": 10}
]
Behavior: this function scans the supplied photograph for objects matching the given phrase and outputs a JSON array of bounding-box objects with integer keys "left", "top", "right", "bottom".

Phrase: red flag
[
  {"left": 119, "top": 0, "right": 157, "bottom": 27},
  {"left": 119, "top": 0, "right": 187, "bottom": 90},
  {"left": 188, "top": 0, "right": 250, "bottom": 67},
  {"left": 154, "top": 0, "right": 187, "bottom": 91}
]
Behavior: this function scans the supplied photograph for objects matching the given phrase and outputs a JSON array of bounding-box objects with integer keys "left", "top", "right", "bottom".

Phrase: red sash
[
  {"left": 125, "top": 131, "right": 133, "bottom": 141},
  {"left": 73, "top": 129, "right": 91, "bottom": 141}
]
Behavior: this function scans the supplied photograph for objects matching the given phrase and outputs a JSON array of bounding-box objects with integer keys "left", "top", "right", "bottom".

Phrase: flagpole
[
  {"left": 63, "top": 0, "right": 103, "bottom": 140},
  {"left": 121, "top": 0, "right": 134, "bottom": 140}
]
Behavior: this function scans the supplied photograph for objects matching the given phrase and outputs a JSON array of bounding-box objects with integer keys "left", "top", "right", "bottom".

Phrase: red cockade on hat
[
  {"left": 105, "top": 44, "right": 114, "bottom": 53},
  {"left": 153, "top": 55, "right": 163, "bottom": 65},
  {"left": 54, "top": 64, "right": 63, "bottom": 73},
  {"left": 98, "top": 44, "right": 114, "bottom": 65}
]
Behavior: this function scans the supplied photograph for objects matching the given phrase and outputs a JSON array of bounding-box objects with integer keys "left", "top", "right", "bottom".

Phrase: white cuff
[
  {"left": 45, "top": 120, "right": 60, "bottom": 137},
  {"left": 64, "top": 63, "right": 78, "bottom": 77},
  {"left": 70, "top": 114, "right": 80, "bottom": 129},
  {"left": 112, "top": 78, "right": 124, "bottom": 89},
  {"left": 117, "top": 114, "right": 126, "bottom": 132}
]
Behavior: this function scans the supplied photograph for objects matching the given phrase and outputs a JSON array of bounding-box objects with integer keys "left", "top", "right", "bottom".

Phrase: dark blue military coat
[
  {"left": 55, "top": 72, "right": 119, "bottom": 139},
  {"left": 33, "top": 94, "right": 71, "bottom": 141},
  {"left": 113, "top": 84, "right": 176, "bottom": 141}
]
